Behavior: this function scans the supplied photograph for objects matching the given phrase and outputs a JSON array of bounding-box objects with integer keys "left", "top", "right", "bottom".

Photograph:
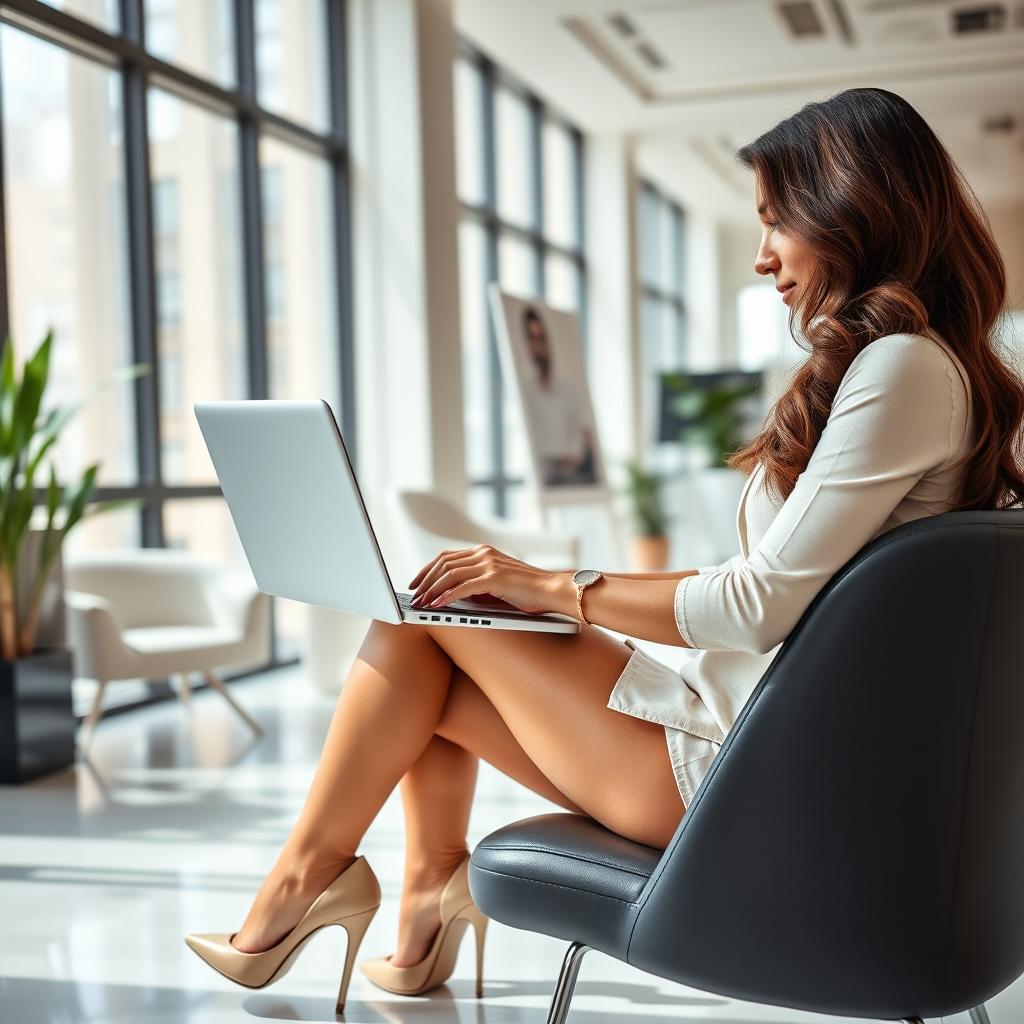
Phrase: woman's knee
[{"left": 355, "top": 619, "right": 451, "bottom": 681}]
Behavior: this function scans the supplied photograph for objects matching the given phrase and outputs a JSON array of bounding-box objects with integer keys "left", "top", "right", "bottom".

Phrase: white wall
[
  {"left": 990, "top": 204, "right": 1024, "bottom": 312},
  {"left": 347, "top": 0, "right": 466, "bottom": 572}
]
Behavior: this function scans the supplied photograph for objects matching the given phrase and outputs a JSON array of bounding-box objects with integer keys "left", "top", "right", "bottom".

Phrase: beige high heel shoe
[
  {"left": 184, "top": 855, "right": 381, "bottom": 1014},
  {"left": 359, "top": 854, "right": 489, "bottom": 998}
]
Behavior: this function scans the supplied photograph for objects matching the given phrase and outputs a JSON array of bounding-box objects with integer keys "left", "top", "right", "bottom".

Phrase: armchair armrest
[
  {"left": 208, "top": 570, "right": 272, "bottom": 668},
  {"left": 210, "top": 571, "right": 270, "bottom": 636},
  {"left": 64, "top": 589, "right": 129, "bottom": 682}
]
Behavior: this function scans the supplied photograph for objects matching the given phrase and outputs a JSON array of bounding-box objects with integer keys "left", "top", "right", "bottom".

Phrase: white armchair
[
  {"left": 389, "top": 489, "right": 579, "bottom": 572},
  {"left": 64, "top": 549, "right": 271, "bottom": 743}
]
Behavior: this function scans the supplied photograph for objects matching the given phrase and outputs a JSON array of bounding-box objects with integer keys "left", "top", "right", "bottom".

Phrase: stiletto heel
[
  {"left": 185, "top": 855, "right": 381, "bottom": 1013},
  {"left": 359, "top": 853, "right": 490, "bottom": 997},
  {"left": 470, "top": 906, "right": 488, "bottom": 998},
  {"left": 337, "top": 906, "right": 377, "bottom": 1013}
]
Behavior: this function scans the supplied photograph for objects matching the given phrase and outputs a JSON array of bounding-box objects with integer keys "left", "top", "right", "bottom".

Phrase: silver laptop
[{"left": 193, "top": 400, "right": 580, "bottom": 634}]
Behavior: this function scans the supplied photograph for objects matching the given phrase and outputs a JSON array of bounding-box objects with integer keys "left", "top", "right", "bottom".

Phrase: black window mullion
[
  {"left": 529, "top": 96, "right": 544, "bottom": 298},
  {"left": 234, "top": 0, "right": 268, "bottom": 402},
  {"left": 572, "top": 127, "right": 587, "bottom": 348},
  {"left": 121, "top": 0, "right": 164, "bottom": 547},
  {"left": 479, "top": 55, "right": 506, "bottom": 517},
  {"left": 327, "top": 0, "right": 356, "bottom": 455}
]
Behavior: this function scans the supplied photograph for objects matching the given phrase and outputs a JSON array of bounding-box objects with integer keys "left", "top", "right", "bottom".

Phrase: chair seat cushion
[
  {"left": 469, "top": 813, "right": 663, "bottom": 959},
  {"left": 122, "top": 625, "right": 243, "bottom": 656}
]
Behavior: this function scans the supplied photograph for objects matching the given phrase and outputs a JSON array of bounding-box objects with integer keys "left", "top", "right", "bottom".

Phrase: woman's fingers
[
  {"left": 409, "top": 547, "right": 479, "bottom": 593},
  {"left": 418, "top": 565, "right": 485, "bottom": 607},
  {"left": 413, "top": 556, "right": 484, "bottom": 605}
]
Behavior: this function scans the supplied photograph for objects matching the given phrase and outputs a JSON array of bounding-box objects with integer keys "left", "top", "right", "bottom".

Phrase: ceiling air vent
[
  {"left": 952, "top": 4, "right": 1007, "bottom": 32},
  {"left": 777, "top": 0, "right": 826, "bottom": 36},
  {"left": 636, "top": 41, "right": 668, "bottom": 69},
  {"left": 608, "top": 13, "right": 637, "bottom": 37},
  {"left": 981, "top": 113, "right": 1016, "bottom": 133}
]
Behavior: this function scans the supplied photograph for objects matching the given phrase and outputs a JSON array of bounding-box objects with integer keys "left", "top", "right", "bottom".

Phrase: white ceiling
[{"left": 455, "top": 0, "right": 1024, "bottom": 220}]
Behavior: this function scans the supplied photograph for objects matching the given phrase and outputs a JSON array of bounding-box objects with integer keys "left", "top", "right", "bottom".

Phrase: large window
[
  {"left": 455, "top": 43, "right": 586, "bottom": 519},
  {"left": 0, "top": 0, "right": 353, "bottom": 669},
  {"left": 638, "top": 180, "right": 686, "bottom": 386}
]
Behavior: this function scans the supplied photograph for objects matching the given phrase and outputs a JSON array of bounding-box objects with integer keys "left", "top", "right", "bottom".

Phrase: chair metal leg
[
  {"left": 545, "top": 942, "right": 591, "bottom": 1024},
  {"left": 901, "top": 1005, "right": 987, "bottom": 1024},
  {"left": 78, "top": 678, "right": 109, "bottom": 748},
  {"left": 969, "top": 1005, "right": 991, "bottom": 1024},
  {"left": 202, "top": 671, "right": 264, "bottom": 737},
  {"left": 175, "top": 673, "right": 191, "bottom": 709}
]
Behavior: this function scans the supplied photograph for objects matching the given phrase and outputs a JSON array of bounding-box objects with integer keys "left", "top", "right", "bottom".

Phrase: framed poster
[{"left": 488, "top": 285, "right": 609, "bottom": 505}]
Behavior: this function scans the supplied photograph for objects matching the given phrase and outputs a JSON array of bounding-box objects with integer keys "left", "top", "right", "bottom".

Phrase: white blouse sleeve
[
  {"left": 695, "top": 554, "right": 744, "bottom": 575},
  {"left": 674, "top": 335, "right": 964, "bottom": 655}
]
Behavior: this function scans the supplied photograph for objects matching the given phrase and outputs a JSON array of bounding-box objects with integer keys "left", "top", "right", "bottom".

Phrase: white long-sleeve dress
[{"left": 607, "top": 330, "right": 976, "bottom": 806}]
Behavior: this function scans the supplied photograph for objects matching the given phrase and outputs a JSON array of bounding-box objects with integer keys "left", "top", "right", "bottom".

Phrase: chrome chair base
[
  {"left": 546, "top": 943, "right": 991, "bottom": 1024},
  {"left": 545, "top": 942, "right": 591, "bottom": 1024}
]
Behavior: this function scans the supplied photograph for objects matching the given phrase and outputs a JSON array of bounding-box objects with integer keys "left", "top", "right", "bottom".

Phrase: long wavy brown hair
[{"left": 730, "top": 87, "right": 1024, "bottom": 511}]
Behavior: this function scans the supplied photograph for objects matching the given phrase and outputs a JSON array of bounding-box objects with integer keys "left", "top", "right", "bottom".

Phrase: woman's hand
[{"left": 408, "top": 544, "right": 572, "bottom": 616}]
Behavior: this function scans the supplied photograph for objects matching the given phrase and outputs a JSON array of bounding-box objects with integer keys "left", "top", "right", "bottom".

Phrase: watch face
[{"left": 573, "top": 569, "right": 602, "bottom": 586}]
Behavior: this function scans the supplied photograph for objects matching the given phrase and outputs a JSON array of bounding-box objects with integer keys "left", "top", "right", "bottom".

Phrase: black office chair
[{"left": 470, "top": 510, "right": 1024, "bottom": 1024}]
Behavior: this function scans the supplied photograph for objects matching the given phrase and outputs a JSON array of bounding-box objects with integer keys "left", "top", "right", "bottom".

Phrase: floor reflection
[{"left": 0, "top": 666, "right": 1012, "bottom": 1024}]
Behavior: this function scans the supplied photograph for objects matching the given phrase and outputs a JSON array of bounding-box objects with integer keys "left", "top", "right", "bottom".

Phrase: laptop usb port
[
  {"left": 482, "top": 619, "right": 491, "bottom": 625},
  {"left": 460, "top": 617, "right": 467, "bottom": 623},
  {"left": 418, "top": 614, "right": 427, "bottom": 620},
  {"left": 431, "top": 615, "right": 441, "bottom": 621},
  {"left": 470, "top": 618, "right": 479, "bottom": 624}
]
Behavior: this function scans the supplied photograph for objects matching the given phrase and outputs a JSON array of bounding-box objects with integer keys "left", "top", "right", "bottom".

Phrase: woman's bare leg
[
  {"left": 231, "top": 623, "right": 454, "bottom": 952},
  {"left": 231, "top": 619, "right": 683, "bottom": 955},
  {"left": 392, "top": 735, "right": 475, "bottom": 967},
  {"left": 392, "top": 673, "right": 585, "bottom": 966}
]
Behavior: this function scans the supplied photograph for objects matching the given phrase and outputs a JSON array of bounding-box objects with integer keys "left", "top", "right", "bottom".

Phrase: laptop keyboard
[{"left": 397, "top": 593, "right": 503, "bottom": 613}]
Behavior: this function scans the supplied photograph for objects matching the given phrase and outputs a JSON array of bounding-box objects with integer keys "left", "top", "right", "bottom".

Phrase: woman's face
[{"left": 753, "top": 184, "right": 812, "bottom": 308}]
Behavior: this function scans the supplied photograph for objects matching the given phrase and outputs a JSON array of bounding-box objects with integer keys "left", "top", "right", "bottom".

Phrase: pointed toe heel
[
  {"left": 358, "top": 854, "right": 490, "bottom": 998},
  {"left": 185, "top": 855, "right": 381, "bottom": 1015}
]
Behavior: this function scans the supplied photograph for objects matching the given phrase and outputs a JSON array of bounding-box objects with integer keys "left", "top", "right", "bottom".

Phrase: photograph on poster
[{"left": 489, "top": 286, "right": 608, "bottom": 501}]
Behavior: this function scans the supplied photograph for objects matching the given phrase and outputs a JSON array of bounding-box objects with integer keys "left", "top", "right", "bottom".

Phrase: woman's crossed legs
[{"left": 229, "top": 619, "right": 685, "bottom": 965}]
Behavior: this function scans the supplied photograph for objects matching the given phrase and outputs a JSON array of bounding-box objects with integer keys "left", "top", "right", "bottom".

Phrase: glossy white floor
[{"left": 0, "top": 666, "right": 1017, "bottom": 1024}]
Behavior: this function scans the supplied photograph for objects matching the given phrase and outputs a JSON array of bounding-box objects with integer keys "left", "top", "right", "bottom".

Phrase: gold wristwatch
[{"left": 571, "top": 569, "right": 604, "bottom": 625}]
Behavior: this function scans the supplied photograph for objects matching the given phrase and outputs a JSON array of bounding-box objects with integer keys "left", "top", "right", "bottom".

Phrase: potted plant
[
  {"left": 661, "top": 371, "right": 761, "bottom": 563},
  {"left": 0, "top": 330, "right": 146, "bottom": 784},
  {"left": 661, "top": 371, "right": 761, "bottom": 469},
  {"left": 621, "top": 459, "right": 672, "bottom": 571}
]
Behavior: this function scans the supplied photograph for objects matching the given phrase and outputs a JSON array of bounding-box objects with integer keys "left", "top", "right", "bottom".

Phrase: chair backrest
[
  {"left": 627, "top": 510, "right": 1024, "bottom": 1020},
  {"left": 65, "top": 549, "right": 225, "bottom": 629},
  {"left": 392, "top": 490, "right": 480, "bottom": 543}
]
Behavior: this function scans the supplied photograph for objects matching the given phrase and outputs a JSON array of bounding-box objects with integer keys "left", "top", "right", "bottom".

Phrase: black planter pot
[{"left": 0, "top": 647, "right": 76, "bottom": 784}]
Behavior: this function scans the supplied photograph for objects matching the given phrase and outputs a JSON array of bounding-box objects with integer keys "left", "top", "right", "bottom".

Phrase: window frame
[
  {"left": 638, "top": 178, "right": 686, "bottom": 368},
  {"left": 0, "top": 0, "right": 354, "bottom": 673},
  {"left": 456, "top": 39, "right": 586, "bottom": 517}
]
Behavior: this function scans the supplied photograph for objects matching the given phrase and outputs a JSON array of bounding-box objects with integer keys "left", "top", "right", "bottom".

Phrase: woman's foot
[
  {"left": 230, "top": 852, "right": 356, "bottom": 954},
  {"left": 390, "top": 849, "right": 470, "bottom": 967}
]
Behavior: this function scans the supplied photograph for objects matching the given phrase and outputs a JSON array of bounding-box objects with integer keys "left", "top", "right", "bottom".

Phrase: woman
[{"left": 185, "top": 88, "right": 1024, "bottom": 1010}]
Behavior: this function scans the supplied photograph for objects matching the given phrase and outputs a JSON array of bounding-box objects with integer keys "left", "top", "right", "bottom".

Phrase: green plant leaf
[
  {"left": 11, "top": 329, "right": 52, "bottom": 455},
  {"left": 0, "top": 339, "right": 14, "bottom": 453},
  {"left": 60, "top": 463, "right": 100, "bottom": 539},
  {"left": 29, "top": 362, "right": 149, "bottom": 475}
]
